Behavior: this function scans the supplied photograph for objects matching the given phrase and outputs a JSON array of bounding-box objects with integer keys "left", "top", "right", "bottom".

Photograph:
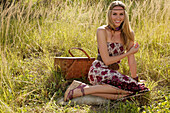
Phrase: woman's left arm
[
  {"left": 128, "top": 49, "right": 137, "bottom": 78},
  {"left": 127, "top": 32, "right": 138, "bottom": 78}
]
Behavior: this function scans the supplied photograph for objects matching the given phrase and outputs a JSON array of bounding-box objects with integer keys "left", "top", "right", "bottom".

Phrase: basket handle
[{"left": 68, "top": 47, "right": 91, "bottom": 60}]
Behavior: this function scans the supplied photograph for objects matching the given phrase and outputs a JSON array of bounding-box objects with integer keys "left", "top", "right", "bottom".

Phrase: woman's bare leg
[
  {"left": 85, "top": 84, "right": 132, "bottom": 94},
  {"left": 92, "top": 93, "right": 128, "bottom": 100},
  {"left": 72, "top": 84, "right": 132, "bottom": 99}
]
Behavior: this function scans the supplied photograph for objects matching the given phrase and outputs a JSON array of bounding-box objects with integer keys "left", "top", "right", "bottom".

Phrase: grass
[{"left": 0, "top": 0, "right": 169, "bottom": 112}]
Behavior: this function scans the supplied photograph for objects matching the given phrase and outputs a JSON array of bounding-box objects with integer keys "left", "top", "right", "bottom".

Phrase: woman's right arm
[{"left": 97, "top": 28, "right": 139, "bottom": 66}]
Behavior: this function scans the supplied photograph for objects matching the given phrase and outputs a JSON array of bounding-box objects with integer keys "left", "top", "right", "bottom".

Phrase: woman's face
[{"left": 111, "top": 6, "right": 125, "bottom": 27}]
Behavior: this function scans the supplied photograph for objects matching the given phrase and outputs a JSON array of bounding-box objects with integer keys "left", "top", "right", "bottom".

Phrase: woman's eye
[
  {"left": 120, "top": 13, "right": 124, "bottom": 15},
  {"left": 113, "top": 13, "right": 117, "bottom": 15}
]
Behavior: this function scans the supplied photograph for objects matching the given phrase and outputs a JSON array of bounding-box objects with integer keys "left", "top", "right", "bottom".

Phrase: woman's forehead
[
  {"left": 112, "top": 6, "right": 124, "bottom": 10},
  {"left": 111, "top": 6, "right": 124, "bottom": 13}
]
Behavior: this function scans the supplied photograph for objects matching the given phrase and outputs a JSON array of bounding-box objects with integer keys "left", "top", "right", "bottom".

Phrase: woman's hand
[{"left": 128, "top": 42, "right": 139, "bottom": 55}]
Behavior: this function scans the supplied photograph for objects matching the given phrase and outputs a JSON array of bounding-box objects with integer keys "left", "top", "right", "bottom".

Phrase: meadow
[{"left": 0, "top": 0, "right": 169, "bottom": 112}]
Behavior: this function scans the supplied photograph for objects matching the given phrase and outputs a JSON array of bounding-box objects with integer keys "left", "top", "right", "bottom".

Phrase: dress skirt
[{"left": 88, "top": 60, "right": 149, "bottom": 93}]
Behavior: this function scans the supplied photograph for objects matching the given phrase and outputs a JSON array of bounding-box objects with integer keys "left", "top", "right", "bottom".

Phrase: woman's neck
[{"left": 107, "top": 25, "right": 121, "bottom": 31}]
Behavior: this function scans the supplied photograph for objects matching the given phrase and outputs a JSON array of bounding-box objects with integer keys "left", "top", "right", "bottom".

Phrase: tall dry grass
[{"left": 0, "top": 0, "right": 169, "bottom": 112}]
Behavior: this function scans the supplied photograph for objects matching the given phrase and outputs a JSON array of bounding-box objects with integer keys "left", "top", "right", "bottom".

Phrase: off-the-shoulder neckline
[{"left": 107, "top": 42, "right": 124, "bottom": 46}]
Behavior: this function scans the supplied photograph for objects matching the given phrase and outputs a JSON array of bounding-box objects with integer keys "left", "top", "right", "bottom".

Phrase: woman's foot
[
  {"left": 138, "top": 84, "right": 150, "bottom": 93},
  {"left": 64, "top": 80, "right": 87, "bottom": 102},
  {"left": 133, "top": 76, "right": 146, "bottom": 83}
]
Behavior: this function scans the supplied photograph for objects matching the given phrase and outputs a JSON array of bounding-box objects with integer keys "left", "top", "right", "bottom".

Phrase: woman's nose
[{"left": 116, "top": 16, "right": 120, "bottom": 19}]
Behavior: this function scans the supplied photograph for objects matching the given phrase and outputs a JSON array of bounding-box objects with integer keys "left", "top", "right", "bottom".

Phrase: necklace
[
  {"left": 115, "top": 27, "right": 121, "bottom": 31},
  {"left": 107, "top": 25, "right": 121, "bottom": 31}
]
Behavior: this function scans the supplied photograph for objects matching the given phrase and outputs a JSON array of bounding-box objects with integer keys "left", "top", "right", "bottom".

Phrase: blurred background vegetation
[{"left": 0, "top": 0, "right": 169, "bottom": 112}]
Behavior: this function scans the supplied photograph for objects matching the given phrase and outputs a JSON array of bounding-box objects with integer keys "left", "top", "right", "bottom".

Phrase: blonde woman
[{"left": 64, "top": 1, "right": 149, "bottom": 102}]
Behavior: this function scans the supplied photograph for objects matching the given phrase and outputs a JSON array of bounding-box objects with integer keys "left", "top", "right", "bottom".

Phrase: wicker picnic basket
[{"left": 54, "top": 48, "right": 95, "bottom": 79}]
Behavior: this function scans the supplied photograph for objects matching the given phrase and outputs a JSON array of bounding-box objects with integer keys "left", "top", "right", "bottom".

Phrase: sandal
[{"left": 64, "top": 80, "right": 87, "bottom": 102}]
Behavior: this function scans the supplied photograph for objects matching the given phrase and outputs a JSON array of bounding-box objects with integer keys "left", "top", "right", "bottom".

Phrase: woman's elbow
[
  {"left": 102, "top": 57, "right": 117, "bottom": 66},
  {"left": 102, "top": 60, "right": 110, "bottom": 66}
]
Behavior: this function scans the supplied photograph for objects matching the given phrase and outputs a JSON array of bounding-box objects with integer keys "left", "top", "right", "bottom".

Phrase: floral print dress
[{"left": 88, "top": 42, "right": 149, "bottom": 93}]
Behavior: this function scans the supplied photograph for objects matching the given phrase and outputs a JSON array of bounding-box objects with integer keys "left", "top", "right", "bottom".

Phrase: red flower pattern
[
  {"left": 120, "top": 46, "right": 124, "bottom": 51},
  {"left": 123, "top": 76, "right": 129, "bottom": 81},
  {"left": 114, "top": 49, "right": 118, "bottom": 54},
  {"left": 101, "top": 70, "right": 108, "bottom": 75},
  {"left": 96, "top": 76, "right": 102, "bottom": 82},
  {"left": 110, "top": 70, "right": 116, "bottom": 73},
  {"left": 104, "top": 76, "right": 108, "bottom": 79},
  {"left": 112, "top": 75, "right": 118, "bottom": 80},
  {"left": 95, "top": 62, "right": 101, "bottom": 68},
  {"left": 110, "top": 43, "right": 115, "bottom": 49},
  {"left": 89, "top": 75, "right": 94, "bottom": 81}
]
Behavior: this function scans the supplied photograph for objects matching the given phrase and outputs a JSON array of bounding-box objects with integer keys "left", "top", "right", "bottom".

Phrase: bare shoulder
[
  {"left": 96, "top": 25, "right": 107, "bottom": 42},
  {"left": 97, "top": 25, "right": 107, "bottom": 30},
  {"left": 126, "top": 30, "right": 135, "bottom": 50},
  {"left": 129, "top": 30, "right": 135, "bottom": 44},
  {"left": 131, "top": 30, "right": 135, "bottom": 40},
  {"left": 97, "top": 25, "right": 107, "bottom": 34},
  {"left": 131, "top": 30, "right": 135, "bottom": 36}
]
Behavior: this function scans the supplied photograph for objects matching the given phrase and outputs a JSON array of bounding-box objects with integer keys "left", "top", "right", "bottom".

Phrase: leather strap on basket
[{"left": 68, "top": 47, "right": 91, "bottom": 60}]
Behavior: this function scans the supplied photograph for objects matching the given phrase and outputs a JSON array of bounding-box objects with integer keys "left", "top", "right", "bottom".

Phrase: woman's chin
[{"left": 114, "top": 24, "right": 121, "bottom": 27}]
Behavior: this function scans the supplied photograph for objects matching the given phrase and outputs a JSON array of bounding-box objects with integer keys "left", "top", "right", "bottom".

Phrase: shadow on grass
[{"left": 83, "top": 93, "right": 151, "bottom": 113}]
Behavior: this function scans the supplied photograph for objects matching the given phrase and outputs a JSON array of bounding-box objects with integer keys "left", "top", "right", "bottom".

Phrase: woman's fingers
[
  {"left": 129, "top": 45, "right": 139, "bottom": 54},
  {"left": 135, "top": 42, "right": 139, "bottom": 48}
]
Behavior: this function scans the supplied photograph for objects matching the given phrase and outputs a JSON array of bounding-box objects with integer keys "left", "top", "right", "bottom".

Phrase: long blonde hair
[{"left": 107, "top": 1, "right": 134, "bottom": 48}]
